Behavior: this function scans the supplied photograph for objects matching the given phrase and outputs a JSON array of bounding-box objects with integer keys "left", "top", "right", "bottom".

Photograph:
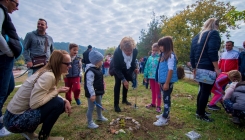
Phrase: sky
[{"left": 10, "top": 0, "right": 245, "bottom": 49}]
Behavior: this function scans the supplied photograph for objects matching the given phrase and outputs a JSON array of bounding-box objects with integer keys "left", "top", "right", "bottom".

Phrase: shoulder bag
[{"left": 195, "top": 31, "right": 217, "bottom": 85}]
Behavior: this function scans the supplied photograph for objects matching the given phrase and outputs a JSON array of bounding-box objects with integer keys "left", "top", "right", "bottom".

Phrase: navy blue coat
[{"left": 190, "top": 30, "right": 221, "bottom": 71}]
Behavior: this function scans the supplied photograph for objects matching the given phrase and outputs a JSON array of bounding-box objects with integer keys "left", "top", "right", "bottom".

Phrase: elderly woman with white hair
[{"left": 110, "top": 37, "right": 138, "bottom": 112}]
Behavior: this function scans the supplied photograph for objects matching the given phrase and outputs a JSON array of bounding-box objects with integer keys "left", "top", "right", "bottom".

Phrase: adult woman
[
  {"left": 190, "top": 18, "right": 221, "bottom": 122},
  {"left": 3, "top": 50, "right": 72, "bottom": 140},
  {"left": 110, "top": 37, "right": 138, "bottom": 112}
]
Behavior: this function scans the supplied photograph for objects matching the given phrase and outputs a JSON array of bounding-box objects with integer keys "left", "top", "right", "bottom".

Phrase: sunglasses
[
  {"left": 11, "top": 0, "right": 19, "bottom": 7},
  {"left": 62, "top": 62, "right": 72, "bottom": 66}
]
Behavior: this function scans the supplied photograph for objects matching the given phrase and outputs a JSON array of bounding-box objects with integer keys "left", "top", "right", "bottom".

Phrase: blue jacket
[
  {"left": 238, "top": 51, "right": 245, "bottom": 76},
  {"left": 190, "top": 30, "right": 221, "bottom": 71},
  {"left": 156, "top": 53, "right": 178, "bottom": 83},
  {"left": 66, "top": 56, "right": 81, "bottom": 77}
]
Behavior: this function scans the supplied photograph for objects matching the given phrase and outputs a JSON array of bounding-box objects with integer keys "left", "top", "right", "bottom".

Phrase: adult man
[
  {"left": 23, "top": 18, "right": 54, "bottom": 74},
  {"left": 82, "top": 45, "right": 92, "bottom": 66},
  {"left": 219, "top": 41, "right": 239, "bottom": 72},
  {"left": 0, "top": 0, "right": 19, "bottom": 137},
  {"left": 238, "top": 41, "right": 245, "bottom": 81}
]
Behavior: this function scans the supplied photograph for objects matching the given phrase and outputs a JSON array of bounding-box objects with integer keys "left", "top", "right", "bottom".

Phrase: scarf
[{"left": 122, "top": 51, "right": 133, "bottom": 69}]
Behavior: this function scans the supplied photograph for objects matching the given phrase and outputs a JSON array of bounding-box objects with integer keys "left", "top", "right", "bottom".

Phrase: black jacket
[
  {"left": 110, "top": 46, "right": 138, "bottom": 81},
  {"left": 82, "top": 49, "right": 91, "bottom": 65},
  {"left": 190, "top": 30, "right": 221, "bottom": 71},
  {"left": 84, "top": 67, "right": 104, "bottom": 98}
]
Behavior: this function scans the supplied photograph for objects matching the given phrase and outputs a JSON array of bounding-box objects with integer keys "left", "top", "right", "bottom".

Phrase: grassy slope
[{"left": 2, "top": 74, "right": 245, "bottom": 140}]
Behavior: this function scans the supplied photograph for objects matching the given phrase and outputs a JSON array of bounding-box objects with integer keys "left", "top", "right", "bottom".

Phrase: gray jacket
[
  {"left": 23, "top": 30, "right": 53, "bottom": 62},
  {"left": 231, "top": 85, "right": 245, "bottom": 111}
]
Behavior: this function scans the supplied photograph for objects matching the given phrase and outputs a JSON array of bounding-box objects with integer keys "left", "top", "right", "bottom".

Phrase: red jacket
[
  {"left": 219, "top": 50, "right": 239, "bottom": 72},
  {"left": 103, "top": 61, "right": 110, "bottom": 68}
]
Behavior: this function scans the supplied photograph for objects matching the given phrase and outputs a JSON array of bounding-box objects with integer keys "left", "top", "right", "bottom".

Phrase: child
[
  {"left": 64, "top": 43, "right": 82, "bottom": 105},
  {"left": 154, "top": 36, "right": 178, "bottom": 126},
  {"left": 144, "top": 43, "right": 161, "bottom": 112},
  {"left": 103, "top": 59, "right": 110, "bottom": 76},
  {"left": 223, "top": 81, "right": 245, "bottom": 124},
  {"left": 84, "top": 50, "right": 108, "bottom": 129},
  {"left": 207, "top": 70, "right": 241, "bottom": 110}
]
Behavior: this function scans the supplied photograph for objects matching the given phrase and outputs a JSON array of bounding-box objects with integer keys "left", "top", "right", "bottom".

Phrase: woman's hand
[
  {"left": 144, "top": 78, "right": 147, "bottom": 83},
  {"left": 123, "top": 80, "right": 129, "bottom": 89},
  {"left": 90, "top": 95, "right": 96, "bottom": 102},
  {"left": 162, "top": 83, "right": 169, "bottom": 91},
  {"left": 134, "top": 69, "right": 139, "bottom": 74},
  {"left": 64, "top": 100, "right": 72, "bottom": 116},
  {"left": 192, "top": 69, "right": 196, "bottom": 79},
  {"left": 58, "top": 87, "right": 69, "bottom": 93}
]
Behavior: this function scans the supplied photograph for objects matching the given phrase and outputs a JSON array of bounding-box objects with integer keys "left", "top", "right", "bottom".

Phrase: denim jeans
[{"left": 0, "top": 55, "right": 15, "bottom": 129}]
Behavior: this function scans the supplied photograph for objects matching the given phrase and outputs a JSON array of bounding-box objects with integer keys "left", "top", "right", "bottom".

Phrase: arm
[
  {"left": 144, "top": 57, "right": 150, "bottom": 79},
  {"left": 86, "top": 70, "right": 96, "bottom": 97},
  {"left": 50, "top": 37, "right": 54, "bottom": 53},
  {"left": 113, "top": 48, "right": 126, "bottom": 81},
  {"left": 30, "top": 72, "right": 59, "bottom": 109},
  {"left": 23, "top": 32, "right": 32, "bottom": 63},
  {"left": 0, "top": 9, "right": 13, "bottom": 57},
  {"left": 163, "top": 54, "right": 174, "bottom": 90}
]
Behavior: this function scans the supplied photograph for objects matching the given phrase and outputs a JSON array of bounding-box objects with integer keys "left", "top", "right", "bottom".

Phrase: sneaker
[
  {"left": 21, "top": 132, "right": 38, "bottom": 140},
  {"left": 146, "top": 104, "right": 156, "bottom": 108},
  {"left": 122, "top": 100, "right": 132, "bottom": 105},
  {"left": 48, "top": 137, "right": 64, "bottom": 140},
  {"left": 88, "top": 122, "right": 99, "bottom": 129},
  {"left": 196, "top": 114, "right": 213, "bottom": 122},
  {"left": 75, "top": 99, "right": 81, "bottom": 105},
  {"left": 232, "top": 117, "right": 240, "bottom": 124},
  {"left": 114, "top": 105, "right": 121, "bottom": 112},
  {"left": 97, "top": 116, "right": 108, "bottom": 122},
  {"left": 156, "top": 107, "right": 161, "bottom": 113},
  {"left": 0, "top": 127, "right": 11, "bottom": 137},
  {"left": 195, "top": 111, "right": 211, "bottom": 116},
  {"left": 207, "top": 105, "right": 221, "bottom": 110},
  {"left": 153, "top": 116, "right": 168, "bottom": 126},
  {"left": 156, "top": 114, "right": 170, "bottom": 120}
]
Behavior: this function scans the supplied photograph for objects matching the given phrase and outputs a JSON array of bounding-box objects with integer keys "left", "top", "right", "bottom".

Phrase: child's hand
[
  {"left": 162, "top": 83, "right": 169, "bottom": 91},
  {"left": 90, "top": 95, "right": 96, "bottom": 102}
]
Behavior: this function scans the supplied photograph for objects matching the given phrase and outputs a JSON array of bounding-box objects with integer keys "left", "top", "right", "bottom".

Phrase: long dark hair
[{"left": 158, "top": 36, "right": 176, "bottom": 61}]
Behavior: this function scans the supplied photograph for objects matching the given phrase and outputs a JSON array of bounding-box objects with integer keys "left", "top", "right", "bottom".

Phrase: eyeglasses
[
  {"left": 11, "top": 0, "right": 19, "bottom": 7},
  {"left": 62, "top": 62, "right": 72, "bottom": 66}
]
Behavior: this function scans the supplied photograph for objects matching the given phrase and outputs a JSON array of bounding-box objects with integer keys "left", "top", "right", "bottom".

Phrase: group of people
[
  {"left": 0, "top": 0, "right": 245, "bottom": 139},
  {"left": 190, "top": 18, "right": 245, "bottom": 123}
]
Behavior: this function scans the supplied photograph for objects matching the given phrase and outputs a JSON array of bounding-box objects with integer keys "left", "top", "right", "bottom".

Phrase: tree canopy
[{"left": 137, "top": 0, "right": 240, "bottom": 64}]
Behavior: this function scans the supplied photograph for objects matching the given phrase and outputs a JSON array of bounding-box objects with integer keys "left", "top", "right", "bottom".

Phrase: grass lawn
[{"left": 2, "top": 74, "right": 245, "bottom": 140}]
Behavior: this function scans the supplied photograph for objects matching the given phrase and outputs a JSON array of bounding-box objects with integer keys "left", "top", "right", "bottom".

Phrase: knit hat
[{"left": 89, "top": 50, "right": 104, "bottom": 65}]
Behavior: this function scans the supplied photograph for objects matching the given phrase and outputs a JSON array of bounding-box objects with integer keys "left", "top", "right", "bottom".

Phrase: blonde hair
[
  {"left": 198, "top": 18, "right": 219, "bottom": 43},
  {"left": 37, "top": 50, "right": 69, "bottom": 85},
  {"left": 120, "top": 37, "right": 136, "bottom": 50},
  {"left": 228, "top": 70, "right": 242, "bottom": 82}
]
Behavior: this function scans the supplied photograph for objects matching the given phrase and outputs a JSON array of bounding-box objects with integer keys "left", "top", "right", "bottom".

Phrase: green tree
[
  {"left": 104, "top": 46, "right": 116, "bottom": 56},
  {"left": 137, "top": 12, "right": 162, "bottom": 58},
  {"left": 160, "top": 0, "right": 238, "bottom": 64},
  {"left": 225, "top": 10, "right": 245, "bottom": 26}
]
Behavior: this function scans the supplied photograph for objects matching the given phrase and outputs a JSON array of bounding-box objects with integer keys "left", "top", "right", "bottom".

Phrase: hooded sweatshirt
[{"left": 23, "top": 30, "right": 54, "bottom": 62}]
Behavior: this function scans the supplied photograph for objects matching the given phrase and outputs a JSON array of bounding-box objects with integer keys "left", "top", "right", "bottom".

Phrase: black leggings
[
  {"left": 39, "top": 97, "right": 65, "bottom": 139},
  {"left": 114, "top": 75, "right": 128, "bottom": 106},
  {"left": 196, "top": 82, "right": 213, "bottom": 116}
]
